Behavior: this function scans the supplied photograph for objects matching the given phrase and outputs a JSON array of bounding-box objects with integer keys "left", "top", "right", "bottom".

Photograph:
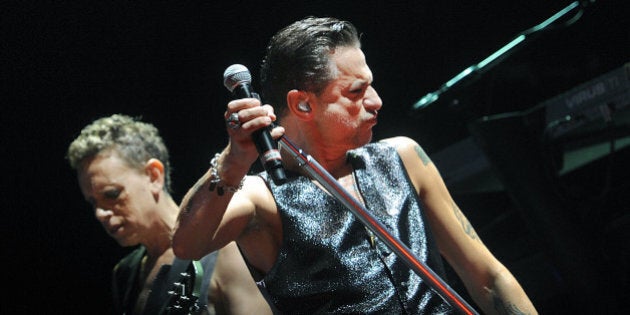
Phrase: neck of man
[
  {"left": 281, "top": 116, "right": 353, "bottom": 180},
  {"left": 281, "top": 132, "right": 352, "bottom": 179},
  {"left": 143, "top": 195, "right": 179, "bottom": 258}
]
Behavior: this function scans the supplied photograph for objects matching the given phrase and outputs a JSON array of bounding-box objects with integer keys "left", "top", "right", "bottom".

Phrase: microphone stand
[
  {"left": 409, "top": 0, "right": 594, "bottom": 114},
  {"left": 278, "top": 135, "right": 479, "bottom": 315}
]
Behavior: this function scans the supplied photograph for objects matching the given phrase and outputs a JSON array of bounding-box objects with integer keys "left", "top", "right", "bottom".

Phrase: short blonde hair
[{"left": 66, "top": 114, "right": 172, "bottom": 192}]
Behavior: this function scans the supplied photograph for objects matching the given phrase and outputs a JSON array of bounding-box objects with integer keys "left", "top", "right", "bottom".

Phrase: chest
[
  {"left": 336, "top": 174, "right": 365, "bottom": 204},
  {"left": 133, "top": 250, "right": 176, "bottom": 314}
]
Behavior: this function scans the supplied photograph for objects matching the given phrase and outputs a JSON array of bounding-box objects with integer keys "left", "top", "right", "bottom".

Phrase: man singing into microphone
[{"left": 173, "top": 17, "right": 537, "bottom": 314}]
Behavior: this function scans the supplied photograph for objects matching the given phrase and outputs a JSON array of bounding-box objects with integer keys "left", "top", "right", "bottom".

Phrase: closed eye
[
  {"left": 348, "top": 80, "right": 372, "bottom": 96},
  {"left": 349, "top": 88, "right": 363, "bottom": 94},
  {"left": 104, "top": 188, "right": 121, "bottom": 200}
]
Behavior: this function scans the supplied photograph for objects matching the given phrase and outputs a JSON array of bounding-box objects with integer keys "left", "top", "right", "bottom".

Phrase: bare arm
[
  {"left": 384, "top": 136, "right": 538, "bottom": 315},
  {"left": 211, "top": 242, "right": 274, "bottom": 315},
  {"left": 172, "top": 98, "right": 284, "bottom": 261},
  {"left": 172, "top": 154, "right": 253, "bottom": 260}
]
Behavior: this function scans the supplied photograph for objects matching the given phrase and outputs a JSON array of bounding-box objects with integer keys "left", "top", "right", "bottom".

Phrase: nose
[
  {"left": 94, "top": 207, "right": 112, "bottom": 222},
  {"left": 363, "top": 86, "right": 382, "bottom": 112}
]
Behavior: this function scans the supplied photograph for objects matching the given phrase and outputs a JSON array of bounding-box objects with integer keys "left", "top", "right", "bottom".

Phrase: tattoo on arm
[
  {"left": 182, "top": 178, "right": 205, "bottom": 213},
  {"left": 491, "top": 291, "right": 528, "bottom": 315},
  {"left": 452, "top": 201, "right": 479, "bottom": 241},
  {"left": 414, "top": 145, "right": 432, "bottom": 166}
]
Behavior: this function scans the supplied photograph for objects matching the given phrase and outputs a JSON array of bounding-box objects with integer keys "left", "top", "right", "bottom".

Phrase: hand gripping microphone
[{"left": 223, "top": 64, "right": 287, "bottom": 185}]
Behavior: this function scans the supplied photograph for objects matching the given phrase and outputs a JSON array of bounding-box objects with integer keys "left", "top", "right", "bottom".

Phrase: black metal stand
[{"left": 410, "top": 0, "right": 594, "bottom": 114}]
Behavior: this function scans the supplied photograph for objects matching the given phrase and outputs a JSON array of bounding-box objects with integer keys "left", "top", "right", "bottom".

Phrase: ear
[
  {"left": 298, "top": 102, "right": 311, "bottom": 112},
  {"left": 145, "top": 158, "right": 165, "bottom": 194},
  {"left": 287, "top": 89, "right": 313, "bottom": 120}
]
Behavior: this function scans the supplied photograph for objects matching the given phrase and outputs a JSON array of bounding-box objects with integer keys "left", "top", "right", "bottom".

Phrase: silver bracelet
[{"left": 208, "top": 153, "right": 244, "bottom": 196}]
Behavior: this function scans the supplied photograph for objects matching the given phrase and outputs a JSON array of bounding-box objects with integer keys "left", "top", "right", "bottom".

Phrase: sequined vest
[{"left": 258, "top": 142, "right": 454, "bottom": 314}]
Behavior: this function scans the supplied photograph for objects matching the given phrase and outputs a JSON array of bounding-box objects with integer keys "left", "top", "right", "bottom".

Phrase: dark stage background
[{"left": 4, "top": 1, "right": 629, "bottom": 313}]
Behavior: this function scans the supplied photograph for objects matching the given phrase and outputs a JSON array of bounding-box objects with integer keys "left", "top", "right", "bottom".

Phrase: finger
[
  {"left": 239, "top": 115, "right": 273, "bottom": 131},
  {"left": 269, "top": 125, "right": 285, "bottom": 139},
  {"left": 225, "top": 98, "right": 261, "bottom": 117},
  {"left": 225, "top": 112, "right": 241, "bottom": 130},
  {"left": 237, "top": 106, "right": 273, "bottom": 124},
  {"left": 260, "top": 104, "right": 277, "bottom": 121}
]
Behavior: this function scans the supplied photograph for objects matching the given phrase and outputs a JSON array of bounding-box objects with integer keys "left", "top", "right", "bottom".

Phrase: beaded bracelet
[{"left": 208, "top": 153, "right": 244, "bottom": 196}]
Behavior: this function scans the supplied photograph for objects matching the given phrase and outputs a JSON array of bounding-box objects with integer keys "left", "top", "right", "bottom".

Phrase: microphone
[{"left": 223, "top": 64, "right": 287, "bottom": 185}]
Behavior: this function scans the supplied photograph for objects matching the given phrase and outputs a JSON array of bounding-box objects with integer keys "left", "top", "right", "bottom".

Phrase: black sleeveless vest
[{"left": 258, "top": 142, "right": 453, "bottom": 314}]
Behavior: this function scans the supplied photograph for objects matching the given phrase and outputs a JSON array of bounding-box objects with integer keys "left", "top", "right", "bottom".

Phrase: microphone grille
[{"left": 223, "top": 64, "right": 252, "bottom": 92}]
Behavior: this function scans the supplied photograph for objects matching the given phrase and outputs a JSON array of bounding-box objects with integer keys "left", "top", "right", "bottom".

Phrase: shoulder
[
  {"left": 240, "top": 175, "right": 277, "bottom": 211},
  {"left": 378, "top": 137, "right": 440, "bottom": 194},
  {"left": 234, "top": 175, "right": 281, "bottom": 244},
  {"left": 379, "top": 136, "right": 417, "bottom": 148},
  {"left": 113, "top": 247, "right": 145, "bottom": 275},
  {"left": 379, "top": 136, "right": 432, "bottom": 166}
]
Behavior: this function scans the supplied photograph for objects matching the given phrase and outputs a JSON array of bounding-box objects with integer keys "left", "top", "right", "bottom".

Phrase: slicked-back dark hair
[{"left": 260, "top": 16, "right": 360, "bottom": 119}]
